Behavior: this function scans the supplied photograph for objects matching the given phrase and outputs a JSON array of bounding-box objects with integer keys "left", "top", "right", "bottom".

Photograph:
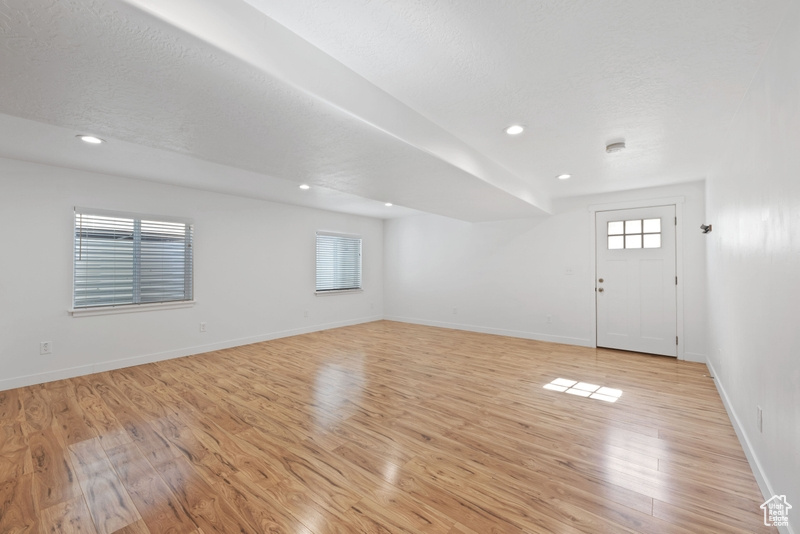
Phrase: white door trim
[{"left": 588, "top": 196, "right": 686, "bottom": 360}]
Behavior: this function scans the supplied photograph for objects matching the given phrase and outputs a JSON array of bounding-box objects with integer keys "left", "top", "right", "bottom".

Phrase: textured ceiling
[
  {"left": 0, "top": 113, "right": 424, "bottom": 220},
  {"left": 0, "top": 0, "right": 791, "bottom": 220},
  {"left": 249, "top": 0, "right": 791, "bottom": 198}
]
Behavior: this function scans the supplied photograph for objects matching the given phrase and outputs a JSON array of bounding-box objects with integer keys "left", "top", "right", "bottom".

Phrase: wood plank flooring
[{"left": 0, "top": 320, "right": 773, "bottom": 533}]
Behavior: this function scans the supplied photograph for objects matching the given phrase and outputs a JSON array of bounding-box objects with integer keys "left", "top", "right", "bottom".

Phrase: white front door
[{"left": 596, "top": 205, "right": 677, "bottom": 357}]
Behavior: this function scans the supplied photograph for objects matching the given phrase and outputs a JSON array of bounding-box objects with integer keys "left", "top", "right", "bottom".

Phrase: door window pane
[
  {"left": 625, "top": 235, "right": 642, "bottom": 249},
  {"left": 643, "top": 234, "right": 661, "bottom": 248},
  {"left": 608, "top": 221, "right": 624, "bottom": 235},
  {"left": 625, "top": 219, "right": 642, "bottom": 234},
  {"left": 608, "top": 235, "right": 624, "bottom": 249},
  {"left": 643, "top": 218, "right": 661, "bottom": 233}
]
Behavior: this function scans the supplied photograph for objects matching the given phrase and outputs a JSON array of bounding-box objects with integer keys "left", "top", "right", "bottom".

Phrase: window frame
[
  {"left": 607, "top": 217, "right": 662, "bottom": 250},
  {"left": 314, "top": 231, "right": 363, "bottom": 295},
  {"left": 71, "top": 207, "right": 195, "bottom": 316}
]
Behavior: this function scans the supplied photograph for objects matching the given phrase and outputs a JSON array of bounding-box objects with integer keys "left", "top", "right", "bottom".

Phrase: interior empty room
[{"left": 0, "top": 1, "right": 798, "bottom": 533}]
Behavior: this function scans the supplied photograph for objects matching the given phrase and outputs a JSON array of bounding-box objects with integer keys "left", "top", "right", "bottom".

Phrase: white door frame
[{"left": 588, "top": 196, "right": 686, "bottom": 360}]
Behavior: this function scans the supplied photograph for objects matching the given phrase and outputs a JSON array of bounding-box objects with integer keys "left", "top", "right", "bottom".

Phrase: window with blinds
[
  {"left": 315, "top": 232, "right": 362, "bottom": 293},
  {"left": 74, "top": 210, "right": 193, "bottom": 308}
]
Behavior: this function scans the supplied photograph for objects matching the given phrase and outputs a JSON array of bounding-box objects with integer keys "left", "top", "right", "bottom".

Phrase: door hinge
[
  {"left": 676, "top": 336, "right": 679, "bottom": 345},
  {"left": 675, "top": 276, "right": 678, "bottom": 285},
  {"left": 675, "top": 216, "right": 677, "bottom": 225}
]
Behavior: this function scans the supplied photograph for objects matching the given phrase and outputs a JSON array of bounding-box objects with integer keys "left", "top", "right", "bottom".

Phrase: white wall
[
  {"left": 384, "top": 181, "right": 708, "bottom": 361},
  {"left": 705, "top": 3, "right": 800, "bottom": 530},
  {"left": 0, "top": 158, "right": 383, "bottom": 391}
]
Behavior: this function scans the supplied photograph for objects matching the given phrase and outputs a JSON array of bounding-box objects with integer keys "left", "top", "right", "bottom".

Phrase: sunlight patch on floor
[{"left": 544, "top": 378, "right": 623, "bottom": 402}]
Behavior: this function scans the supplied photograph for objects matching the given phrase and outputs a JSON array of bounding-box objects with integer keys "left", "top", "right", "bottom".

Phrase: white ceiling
[{"left": 0, "top": 0, "right": 790, "bottom": 220}]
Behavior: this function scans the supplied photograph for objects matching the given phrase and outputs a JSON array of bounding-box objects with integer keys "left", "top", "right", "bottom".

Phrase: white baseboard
[
  {"left": 706, "top": 360, "right": 794, "bottom": 534},
  {"left": 683, "top": 351, "right": 707, "bottom": 363},
  {"left": 384, "top": 315, "right": 593, "bottom": 348},
  {"left": 0, "top": 315, "right": 383, "bottom": 392}
]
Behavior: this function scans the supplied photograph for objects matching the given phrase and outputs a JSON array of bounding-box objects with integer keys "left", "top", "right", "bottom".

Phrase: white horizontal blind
[
  {"left": 316, "top": 233, "right": 362, "bottom": 292},
  {"left": 74, "top": 211, "right": 193, "bottom": 308}
]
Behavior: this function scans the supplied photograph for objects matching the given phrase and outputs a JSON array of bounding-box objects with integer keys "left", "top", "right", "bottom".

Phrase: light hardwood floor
[{"left": 0, "top": 321, "right": 773, "bottom": 533}]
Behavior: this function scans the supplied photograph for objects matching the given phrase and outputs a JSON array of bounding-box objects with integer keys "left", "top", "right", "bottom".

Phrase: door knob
[{"left": 598, "top": 288, "right": 604, "bottom": 292}]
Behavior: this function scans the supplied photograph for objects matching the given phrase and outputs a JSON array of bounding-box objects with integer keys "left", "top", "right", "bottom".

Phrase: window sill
[
  {"left": 70, "top": 300, "right": 196, "bottom": 317},
  {"left": 314, "top": 289, "right": 363, "bottom": 296}
]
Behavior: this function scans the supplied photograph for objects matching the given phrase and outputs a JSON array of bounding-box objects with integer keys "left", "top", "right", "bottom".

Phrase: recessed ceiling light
[
  {"left": 505, "top": 125, "right": 524, "bottom": 135},
  {"left": 606, "top": 140, "right": 626, "bottom": 153},
  {"left": 557, "top": 174, "right": 571, "bottom": 180},
  {"left": 77, "top": 135, "right": 104, "bottom": 144},
  {"left": 299, "top": 184, "right": 310, "bottom": 190},
  {"left": 385, "top": 202, "right": 393, "bottom": 207}
]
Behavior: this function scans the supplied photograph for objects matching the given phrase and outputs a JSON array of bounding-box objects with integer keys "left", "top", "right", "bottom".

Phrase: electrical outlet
[
  {"left": 303, "top": 310, "right": 309, "bottom": 318},
  {"left": 547, "top": 314, "right": 552, "bottom": 324},
  {"left": 452, "top": 307, "right": 458, "bottom": 315},
  {"left": 757, "top": 406, "right": 763, "bottom": 433},
  {"left": 40, "top": 341, "right": 52, "bottom": 355},
  {"left": 199, "top": 322, "right": 207, "bottom": 333}
]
